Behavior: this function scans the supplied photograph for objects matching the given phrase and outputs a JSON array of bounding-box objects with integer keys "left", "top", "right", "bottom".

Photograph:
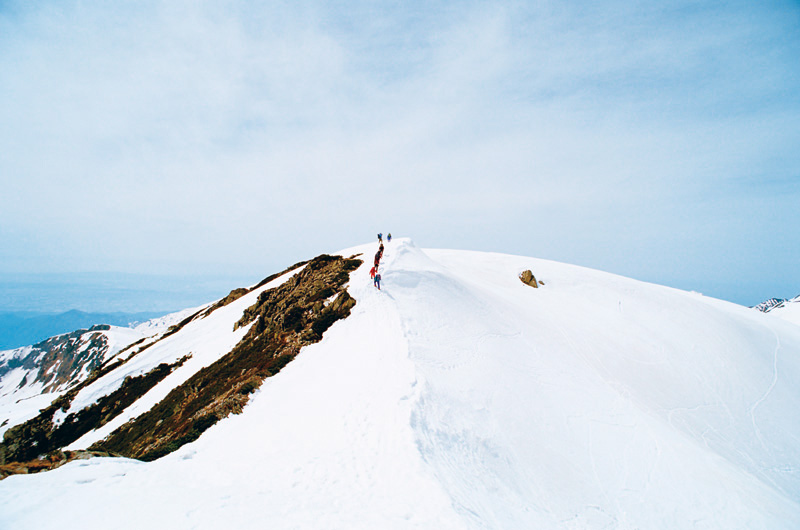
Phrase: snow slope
[{"left": 2, "top": 239, "right": 799, "bottom": 530}]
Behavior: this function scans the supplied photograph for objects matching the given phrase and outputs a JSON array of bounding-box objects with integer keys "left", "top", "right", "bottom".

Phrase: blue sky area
[{"left": 1, "top": 0, "right": 798, "bottom": 309}]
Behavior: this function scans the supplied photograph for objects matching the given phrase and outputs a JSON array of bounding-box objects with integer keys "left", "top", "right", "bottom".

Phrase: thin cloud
[{"left": 1, "top": 0, "right": 798, "bottom": 305}]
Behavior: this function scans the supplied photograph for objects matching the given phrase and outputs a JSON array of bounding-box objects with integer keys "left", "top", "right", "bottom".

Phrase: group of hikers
[{"left": 369, "top": 232, "right": 391, "bottom": 289}]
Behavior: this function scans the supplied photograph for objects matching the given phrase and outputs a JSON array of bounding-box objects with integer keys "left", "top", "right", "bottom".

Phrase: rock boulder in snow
[{"left": 519, "top": 269, "right": 539, "bottom": 288}]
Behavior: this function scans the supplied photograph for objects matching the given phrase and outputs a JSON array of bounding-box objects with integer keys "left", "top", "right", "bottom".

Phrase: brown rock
[{"left": 519, "top": 270, "right": 539, "bottom": 288}]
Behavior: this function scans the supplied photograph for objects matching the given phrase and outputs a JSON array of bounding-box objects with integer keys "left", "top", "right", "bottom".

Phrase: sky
[{"left": 1, "top": 0, "right": 798, "bottom": 309}]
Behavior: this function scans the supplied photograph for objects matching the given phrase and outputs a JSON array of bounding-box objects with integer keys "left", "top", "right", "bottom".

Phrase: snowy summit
[{"left": 1, "top": 238, "right": 799, "bottom": 529}]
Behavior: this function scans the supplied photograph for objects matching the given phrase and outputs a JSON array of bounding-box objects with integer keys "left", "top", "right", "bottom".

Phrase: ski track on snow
[{"left": 749, "top": 328, "right": 781, "bottom": 451}]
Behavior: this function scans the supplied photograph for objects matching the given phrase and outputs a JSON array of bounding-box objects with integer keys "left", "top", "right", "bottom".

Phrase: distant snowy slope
[
  {"left": 1, "top": 239, "right": 799, "bottom": 530},
  {"left": 132, "top": 305, "right": 206, "bottom": 335}
]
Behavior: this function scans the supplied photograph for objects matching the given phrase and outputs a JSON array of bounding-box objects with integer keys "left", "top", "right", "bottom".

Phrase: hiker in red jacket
[{"left": 370, "top": 266, "right": 377, "bottom": 279}]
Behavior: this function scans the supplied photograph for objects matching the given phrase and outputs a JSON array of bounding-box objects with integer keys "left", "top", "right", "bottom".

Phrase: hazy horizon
[
  {"left": 0, "top": 271, "right": 262, "bottom": 314},
  {"left": 0, "top": 245, "right": 795, "bottom": 312}
]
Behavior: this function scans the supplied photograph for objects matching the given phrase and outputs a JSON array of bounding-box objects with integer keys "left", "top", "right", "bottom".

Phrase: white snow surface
[{"left": 2, "top": 238, "right": 800, "bottom": 529}]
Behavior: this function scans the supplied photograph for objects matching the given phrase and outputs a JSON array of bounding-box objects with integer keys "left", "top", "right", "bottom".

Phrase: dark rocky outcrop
[{"left": 91, "top": 254, "right": 361, "bottom": 461}]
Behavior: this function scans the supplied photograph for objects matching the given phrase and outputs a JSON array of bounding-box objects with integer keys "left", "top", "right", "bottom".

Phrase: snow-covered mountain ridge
[
  {"left": 754, "top": 297, "right": 787, "bottom": 312},
  {"left": 1, "top": 239, "right": 799, "bottom": 530},
  {"left": 755, "top": 295, "right": 800, "bottom": 326}
]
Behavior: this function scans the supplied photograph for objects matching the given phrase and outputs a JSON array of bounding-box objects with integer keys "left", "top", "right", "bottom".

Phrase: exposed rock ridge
[
  {"left": 0, "top": 254, "right": 360, "bottom": 473},
  {"left": 90, "top": 253, "right": 361, "bottom": 461}
]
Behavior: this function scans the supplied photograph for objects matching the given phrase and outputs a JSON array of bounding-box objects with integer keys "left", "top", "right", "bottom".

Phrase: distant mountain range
[
  {"left": 753, "top": 297, "right": 789, "bottom": 312},
  {"left": 0, "top": 310, "right": 168, "bottom": 350}
]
